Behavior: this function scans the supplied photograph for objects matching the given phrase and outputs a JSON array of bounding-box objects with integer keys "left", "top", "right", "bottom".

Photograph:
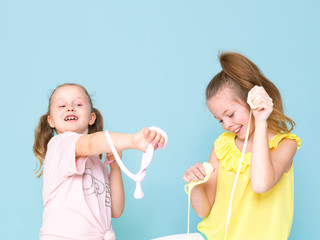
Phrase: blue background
[{"left": 0, "top": 0, "right": 319, "bottom": 239}]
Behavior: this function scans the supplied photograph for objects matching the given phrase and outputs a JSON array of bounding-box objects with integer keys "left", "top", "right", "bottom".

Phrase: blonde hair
[
  {"left": 33, "top": 83, "right": 103, "bottom": 177},
  {"left": 206, "top": 52, "right": 295, "bottom": 133}
]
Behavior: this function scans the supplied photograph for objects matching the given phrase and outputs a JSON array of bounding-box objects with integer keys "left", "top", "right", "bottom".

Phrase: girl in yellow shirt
[{"left": 153, "top": 52, "right": 300, "bottom": 240}]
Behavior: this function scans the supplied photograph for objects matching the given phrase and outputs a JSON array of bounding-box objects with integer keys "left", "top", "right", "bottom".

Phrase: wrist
[
  {"left": 254, "top": 120, "right": 268, "bottom": 129},
  {"left": 110, "top": 161, "right": 120, "bottom": 170},
  {"left": 129, "top": 133, "right": 136, "bottom": 150},
  {"left": 107, "top": 132, "right": 134, "bottom": 151},
  {"left": 118, "top": 133, "right": 135, "bottom": 151}
]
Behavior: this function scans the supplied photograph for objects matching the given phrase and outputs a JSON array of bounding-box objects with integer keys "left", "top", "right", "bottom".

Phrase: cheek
[
  {"left": 239, "top": 111, "right": 251, "bottom": 126},
  {"left": 233, "top": 111, "right": 249, "bottom": 126}
]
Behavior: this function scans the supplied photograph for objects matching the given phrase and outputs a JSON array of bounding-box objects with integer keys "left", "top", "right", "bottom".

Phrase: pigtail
[
  {"left": 33, "top": 113, "right": 54, "bottom": 177},
  {"left": 89, "top": 107, "right": 103, "bottom": 134},
  {"left": 207, "top": 52, "right": 295, "bottom": 133},
  {"left": 88, "top": 107, "right": 104, "bottom": 159}
]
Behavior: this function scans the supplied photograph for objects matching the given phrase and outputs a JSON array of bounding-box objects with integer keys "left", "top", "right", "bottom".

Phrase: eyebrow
[
  {"left": 214, "top": 109, "right": 230, "bottom": 119},
  {"left": 222, "top": 109, "right": 229, "bottom": 115}
]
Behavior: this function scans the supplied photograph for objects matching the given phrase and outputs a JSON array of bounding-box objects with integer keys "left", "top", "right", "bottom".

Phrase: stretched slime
[
  {"left": 104, "top": 127, "right": 168, "bottom": 199},
  {"left": 185, "top": 162, "right": 214, "bottom": 240},
  {"left": 224, "top": 88, "right": 256, "bottom": 239}
]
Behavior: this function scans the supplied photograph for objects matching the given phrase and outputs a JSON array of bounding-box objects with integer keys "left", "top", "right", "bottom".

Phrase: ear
[
  {"left": 47, "top": 115, "right": 55, "bottom": 128},
  {"left": 89, "top": 112, "right": 96, "bottom": 126}
]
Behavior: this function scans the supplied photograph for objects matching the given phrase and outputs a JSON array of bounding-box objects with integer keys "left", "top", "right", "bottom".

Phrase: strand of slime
[
  {"left": 223, "top": 88, "right": 258, "bottom": 239},
  {"left": 224, "top": 109, "right": 253, "bottom": 240},
  {"left": 104, "top": 127, "right": 168, "bottom": 199},
  {"left": 184, "top": 162, "right": 214, "bottom": 240}
]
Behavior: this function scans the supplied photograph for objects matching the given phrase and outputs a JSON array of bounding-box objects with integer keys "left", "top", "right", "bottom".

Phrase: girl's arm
[
  {"left": 75, "top": 128, "right": 165, "bottom": 158},
  {"left": 249, "top": 87, "right": 297, "bottom": 193},
  {"left": 250, "top": 121, "right": 297, "bottom": 193},
  {"left": 182, "top": 146, "right": 219, "bottom": 218},
  {"left": 107, "top": 152, "right": 125, "bottom": 218},
  {"left": 75, "top": 128, "right": 164, "bottom": 217}
]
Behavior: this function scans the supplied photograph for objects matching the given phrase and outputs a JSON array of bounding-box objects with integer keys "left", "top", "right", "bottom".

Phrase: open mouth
[
  {"left": 64, "top": 115, "right": 78, "bottom": 121},
  {"left": 234, "top": 126, "right": 242, "bottom": 134}
]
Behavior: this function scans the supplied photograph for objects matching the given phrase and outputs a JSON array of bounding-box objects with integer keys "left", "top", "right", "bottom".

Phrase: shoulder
[
  {"left": 214, "top": 132, "right": 235, "bottom": 154},
  {"left": 269, "top": 133, "right": 300, "bottom": 172},
  {"left": 50, "top": 131, "right": 81, "bottom": 141},
  {"left": 48, "top": 131, "right": 83, "bottom": 150},
  {"left": 269, "top": 132, "right": 301, "bottom": 151},
  {"left": 214, "top": 132, "right": 235, "bottom": 145},
  {"left": 213, "top": 132, "right": 245, "bottom": 169}
]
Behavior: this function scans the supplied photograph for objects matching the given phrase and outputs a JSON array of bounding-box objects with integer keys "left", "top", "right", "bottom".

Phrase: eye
[
  {"left": 219, "top": 119, "right": 223, "bottom": 123},
  {"left": 59, "top": 105, "right": 65, "bottom": 108},
  {"left": 229, "top": 112, "right": 234, "bottom": 118},
  {"left": 75, "top": 103, "right": 82, "bottom": 107}
]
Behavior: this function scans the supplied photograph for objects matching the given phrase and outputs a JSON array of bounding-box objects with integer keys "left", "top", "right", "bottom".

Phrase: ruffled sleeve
[
  {"left": 269, "top": 133, "right": 301, "bottom": 150},
  {"left": 214, "top": 132, "right": 251, "bottom": 173},
  {"left": 214, "top": 132, "right": 301, "bottom": 173}
]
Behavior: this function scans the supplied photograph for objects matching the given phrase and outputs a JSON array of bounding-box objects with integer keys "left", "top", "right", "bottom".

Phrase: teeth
[
  {"left": 234, "top": 127, "right": 241, "bottom": 133},
  {"left": 65, "top": 116, "right": 78, "bottom": 121}
]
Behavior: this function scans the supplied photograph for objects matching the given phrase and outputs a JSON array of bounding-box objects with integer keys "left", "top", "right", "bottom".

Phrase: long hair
[
  {"left": 33, "top": 83, "right": 103, "bottom": 177},
  {"left": 206, "top": 52, "right": 295, "bottom": 133}
]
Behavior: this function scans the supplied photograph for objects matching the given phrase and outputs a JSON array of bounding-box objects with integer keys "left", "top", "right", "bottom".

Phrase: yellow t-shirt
[{"left": 198, "top": 132, "right": 301, "bottom": 240}]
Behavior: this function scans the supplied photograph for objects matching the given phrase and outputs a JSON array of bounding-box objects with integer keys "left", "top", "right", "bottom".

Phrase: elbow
[
  {"left": 112, "top": 213, "right": 122, "bottom": 218},
  {"left": 197, "top": 212, "right": 209, "bottom": 218},
  {"left": 86, "top": 135, "right": 95, "bottom": 155},
  {"left": 251, "top": 182, "right": 272, "bottom": 194},
  {"left": 193, "top": 198, "right": 215, "bottom": 218},
  {"left": 196, "top": 205, "right": 212, "bottom": 218},
  {"left": 250, "top": 174, "right": 275, "bottom": 193},
  {"left": 111, "top": 200, "right": 125, "bottom": 218},
  {"left": 112, "top": 207, "right": 124, "bottom": 218}
]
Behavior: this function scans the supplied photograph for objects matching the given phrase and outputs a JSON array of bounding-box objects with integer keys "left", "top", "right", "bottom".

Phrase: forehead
[
  {"left": 207, "top": 87, "right": 245, "bottom": 116},
  {"left": 51, "top": 85, "right": 89, "bottom": 102}
]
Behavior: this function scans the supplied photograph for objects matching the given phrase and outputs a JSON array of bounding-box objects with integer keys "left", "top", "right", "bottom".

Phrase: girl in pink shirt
[{"left": 33, "top": 83, "right": 166, "bottom": 240}]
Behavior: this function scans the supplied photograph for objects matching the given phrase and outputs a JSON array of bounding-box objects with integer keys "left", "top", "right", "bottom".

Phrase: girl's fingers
[
  {"left": 194, "top": 162, "right": 206, "bottom": 176},
  {"left": 251, "top": 91, "right": 273, "bottom": 109},
  {"left": 183, "top": 162, "right": 212, "bottom": 183},
  {"left": 185, "top": 169, "right": 199, "bottom": 181},
  {"left": 159, "top": 137, "right": 165, "bottom": 148},
  {"left": 148, "top": 130, "right": 157, "bottom": 142},
  {"left": 153, "top": 137, "right": 165, "bottom": 149},
  {"left": 141, "top": 128, "right": 167, "bottom": 149},
  {"left": 143, "top": 128, "right": 150, "bottom": 138},
  {"left": 152, "top": 132, "right": 162, "bottom": 147},
  {"left": 106, "top": 154, "right": 115, "bottom": 161},
  {"left": 252, "top": 95, "right": 262, "bottom": 106},
  {"left": 188, "top": 164, "right": 206, "bottom": 181},
  {"left": 183, "top": 173, "right": 191, "bottom": 183},
  {"left": 255, "top": 95, "right": 273, "bottom": 110},
  {"left": 107, "top": 151, "right": 122, "bottom": 159}
]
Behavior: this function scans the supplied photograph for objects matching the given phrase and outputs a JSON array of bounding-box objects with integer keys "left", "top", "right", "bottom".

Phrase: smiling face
[
  {"left": 207, "top": 87, "right": 254, "bottom": 141},
  {"left": 47, "top": 85, "right": 96, "bottom": 135}
]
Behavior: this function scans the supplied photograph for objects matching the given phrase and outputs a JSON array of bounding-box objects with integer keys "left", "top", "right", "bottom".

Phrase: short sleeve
[
  {"left": 269, "top": 133, "right": 301, "bottom": 151},
  {"left": 45, "top": 132, "right": 87, "bottom": 178}
]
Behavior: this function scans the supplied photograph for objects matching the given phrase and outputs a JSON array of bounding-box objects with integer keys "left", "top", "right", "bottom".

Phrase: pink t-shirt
[{"left": 40, "top": 132, "right": 115, "bottom": 240}]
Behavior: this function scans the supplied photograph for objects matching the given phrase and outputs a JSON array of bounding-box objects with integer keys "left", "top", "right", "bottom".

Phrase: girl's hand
[
  {"left": 248, "top": 86, "right": 274, "bottom": 123},
  {"left": 105, "top": 151, "right": 122, "bottom": 166},
  {"left": 132, "top": 128, "right": 166, "bottom": 152},
  {"left": 183, "top": 162, "right": 207, "bottom": 183}
]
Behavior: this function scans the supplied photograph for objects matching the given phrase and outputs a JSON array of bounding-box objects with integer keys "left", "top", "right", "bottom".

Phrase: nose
[
  {"left": 222, "top": 119, "right": 233, "bottom": 131},
  {"left": 67, "top": 107, "right": 74, "bottom": 112}
]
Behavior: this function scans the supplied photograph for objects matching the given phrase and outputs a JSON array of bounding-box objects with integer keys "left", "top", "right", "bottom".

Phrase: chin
[{"left": 236, "top": 135, "right": 245, "bottom": 141}]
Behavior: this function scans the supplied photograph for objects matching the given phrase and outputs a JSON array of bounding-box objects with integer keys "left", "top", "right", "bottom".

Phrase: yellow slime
[{"left": 184, "top": 162, "right": 214, "bottom": 240}]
